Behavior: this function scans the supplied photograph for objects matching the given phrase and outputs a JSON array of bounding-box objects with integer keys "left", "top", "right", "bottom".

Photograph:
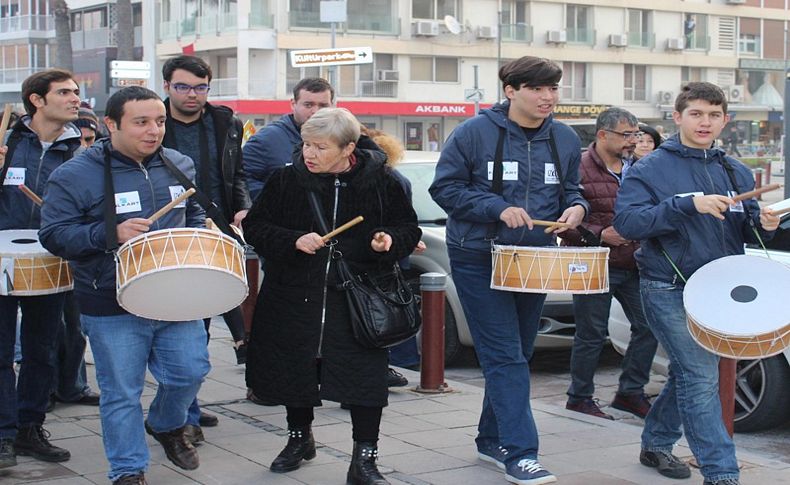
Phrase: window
[
  {"left": 133, "top": 4, "right": 143, "bottom": 27},
  {"left": 566, "top": 5, "right": 592, "bottom": 44},
  {"left": 627, "top": 9, "right": 650, "bottom": 47},
  {"left": 624, "top": 64, "right": 647, "bottom": 101},
  {"left": 412, "top": 0, "right": 457, "bottom": 20},
  {"left": 501, "top": 0, "right": 530, "bottom": 42},
  {"left": 560, "top": 62, "right": 588, "bottom": 101},
  {"left": 681, "top": 67, "right": 703, "bottom": 84},
  {"left": 683, "top": 13, "right": 708, "bottom": 50},
  {"left": 410, "top": 56, "right": 458, "bottom": 82}
]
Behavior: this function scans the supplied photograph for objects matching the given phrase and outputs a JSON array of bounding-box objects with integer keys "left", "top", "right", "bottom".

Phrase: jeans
[
  {"left": 0, "top": 293, "right": 65, "bottom": 438},
  {"left": 451, "top": 258, "right": 544, "bottom": 464},
  {"left": 639, "top": 279, "right": 739, "bottom": 482},
  {"left": 568, "top": 268, "right": 657, "bottom": 400},
  {"left": 53, "top": 293, "right": 92, "bottom": 401},
  {"left": 81, "top": 313, "right": 210, "bottom": 482}
]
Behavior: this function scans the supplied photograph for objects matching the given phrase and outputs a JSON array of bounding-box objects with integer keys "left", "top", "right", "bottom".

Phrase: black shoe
[
  {"left": 639, "top": 449, "right": 691, "bottom": 479},
  {"left": 144, "top": 422, "right": 199, "bottom": 470},
  {"left": 46, "top": 395, "right": 56, "bottom": 413},
  {"left": 340, "top": 403, "right": 351, "bottom": 410},
  {"left": 113, "top": 473, "right": 148, "bottom": 485},
  {"left": 386, "top": 368, "right": 408, "bottom": 388},
  {"left": 234, "top": 343, "right": 248, "bottom": 365},
  {"left": 270, "top": 427, "right": 316, "bottom": 473},
  {"left": 14, "top": 424, "right": 70, "bottom": 462},
  {"left": 0, "top": 437, "right": 17, "bottom": 469},
  {"left": 346, "top": 441, "right": 388, "bottom": 485},
  {"left": 198, "top": 411, "right": 218, "bottom": 427},
  {"left": 247, "top": 388, "right": 278, "bottom": 406},
  {"left": 183, "top": 424, "right": 205, "bottom": 445},
  {"left": 56, "top": 391, "right": 101, "bottom": 406}
]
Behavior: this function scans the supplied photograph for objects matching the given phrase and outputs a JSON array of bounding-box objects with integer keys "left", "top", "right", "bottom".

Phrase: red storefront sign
[{"left": 216, "top": 99, "right": 492, "bottom": 117}]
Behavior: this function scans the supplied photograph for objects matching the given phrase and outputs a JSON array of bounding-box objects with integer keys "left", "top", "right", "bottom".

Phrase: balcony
[
  {"left": 686, "top": 34, "right": 710, "bottom": 51},
  {"left": 627, "top": 31, "right": 654, "bottom": 48},
  {"left": 501, "top": 24, "right": 533, "bottom": 43},
  {"left": 289, "top": 10, "right": 398, "bottom": 34},
  {"left": 0, "top": 67, "right": 47, "bottom": 85},
  {"left": 71, "top": 26, "right": 142, "bottom": 50},
  {"left": 738, "top": 38, "right": 761, "bottom": 57},
  {"left": 159, "top": 14, "right": 237, "bottom": 41},
  {"left": 624, "top": 87, "right": 648, "bottom": 102},
  {"left": 0, "top": 15, "right": 52, "bottom": 34},
  {"left": 561, "top": 85, "right": 591, "bottom": 102},
  {"left": 566, "top": 27, "right": 595, "bottom": 45},
  {"left": 358, "top": 80, "right": 397, "bottom": 97},
  {"left": 249, "top": 11, "right": 274, "bottom": 28},
  {"left": 211, "top": 77, "right": 238, "bottom": 97}
]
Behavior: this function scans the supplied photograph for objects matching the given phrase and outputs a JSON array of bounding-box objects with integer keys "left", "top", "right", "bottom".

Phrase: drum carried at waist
[
  {"left": 683, "top": 254, "right": 790, "bottom": 359},
  {"left": 491, "top": 245, "right": 610, "bottom": 294},
  {"left": 0, "top": 229, "right": 73, "bottom": 296},
  {"left": 116, "top": 227, "right": 248, "bottom": 321}
]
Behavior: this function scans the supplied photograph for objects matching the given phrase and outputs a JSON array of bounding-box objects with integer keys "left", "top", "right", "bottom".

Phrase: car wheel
[{"left": 733, "top": 355, "right": 790, "bottom": 432}]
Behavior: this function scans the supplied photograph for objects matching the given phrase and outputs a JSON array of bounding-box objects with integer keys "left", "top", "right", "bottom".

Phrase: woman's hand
[
  {"left": 296, "top": 232, "right": 325, "bottom": 254},
  {"left": 371, "top": 232, "right": 392, "bottom": 252}
]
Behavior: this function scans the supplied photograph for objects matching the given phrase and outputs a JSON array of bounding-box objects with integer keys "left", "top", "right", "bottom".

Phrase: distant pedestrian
[{"left": 634, "top": 124, "right": 662, "bottom": 161}]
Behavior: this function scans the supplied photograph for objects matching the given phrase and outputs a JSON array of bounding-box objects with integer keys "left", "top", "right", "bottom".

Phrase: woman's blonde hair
[
  {"left": 300, "top": 107, "right": 360, "bottom": 147},
  {"left": 362, "top": 127, "right": 404, "bottom": 167}
]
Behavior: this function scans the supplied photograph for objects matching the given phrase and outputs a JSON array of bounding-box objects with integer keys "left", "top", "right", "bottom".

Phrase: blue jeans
[
  {"left": 568, "top": 268, "right": 656, "bottom": 400},
  {"left": 0, "top": 293, "right": 65, "bottom": 438},
  {"left": 639, "top": 279, "right": 739, "bottom": 482},
  {"left": 53, "top": 293, "right": 92, "bottom": 401},
  {"left": 81, "top": 314, "right": 210, "bottom": 481},
  {"left": 451, "top": 258, "right": 544, "bottom": 464}
]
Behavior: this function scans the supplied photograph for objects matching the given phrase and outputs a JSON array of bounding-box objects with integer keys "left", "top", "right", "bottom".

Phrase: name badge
[
  {"left": 544, "top": 163, "right": 560, "bottom": 184},
  {"left": 675, "top": 191, "right": 705, "bottom": 198},
  {"left": 115, "top": 191, "right": 142, "bottom": 215},
  {"left": 487, "top": 161, "right": 518, "bottom": 181},
  {"left": 169, "top": 185, "right": 187, "bottom": 208},
  {"left": 727, "top": 190, "right": 744, "bottom": 213},
  {"left": 3, "top": 167, "right": 25, "bottom": 186}
]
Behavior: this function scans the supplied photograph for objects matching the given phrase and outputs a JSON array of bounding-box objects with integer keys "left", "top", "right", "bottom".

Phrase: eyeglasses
[
  {"left": 170, "top": 83, "right": 210, "bottom": 95},
  {"left": 603, "top": 129, "right": 642, "bottom": 140}
]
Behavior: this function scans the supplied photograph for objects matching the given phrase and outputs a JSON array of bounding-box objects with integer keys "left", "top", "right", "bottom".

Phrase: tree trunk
[
  {"left": 52, "top": 0, "right": 73, "bottom": 71},
  {"left": 115, "top": 0, "right": 134, "bottom": 60}
]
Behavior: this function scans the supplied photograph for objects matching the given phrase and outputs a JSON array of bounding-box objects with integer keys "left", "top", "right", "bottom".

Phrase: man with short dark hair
[
  {"left": 40, "top": 86, "right": 211, "bottom": 485},
  {"left": 0, "top": 68, "right": 82, "bottom": 468}
]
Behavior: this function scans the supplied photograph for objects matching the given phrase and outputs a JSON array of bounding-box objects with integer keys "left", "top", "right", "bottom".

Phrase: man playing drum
[
  {"left": 39, "top": 87, "right": 211, "bottom": 485},
  {"left": 0, "top": 69, "right": 83, "bottom": 468},
  {"left": 613, "top": 82, "right": 779, "bottom": 485},
  {"left": 430, "top": 56, "right": 588, "bottom": 485}
]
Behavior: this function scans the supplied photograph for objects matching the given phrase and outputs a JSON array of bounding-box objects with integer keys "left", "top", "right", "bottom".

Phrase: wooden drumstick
[
  {"left": 0, "top": 104, "right": 12, "bottom": 169},
  {"left": 769, "top": 206, "right": 790, "bottom": 216},
  {"left": 732, "top": 183, "right": 781, "bottom": 202},
  {"left": 18, "top": 184, "right": 43, "bottom": 207},
  {"left": 149, "top": 188, "right": 196, "bottom": 222},
  {"left": 532, "top": 219, "right": 571, "bottom": 229},
  {"left": 322, "top": 216, "right": 364, "bottom": 242}
]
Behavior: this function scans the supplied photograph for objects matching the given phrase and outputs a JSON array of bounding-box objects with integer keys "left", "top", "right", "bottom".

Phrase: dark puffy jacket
[
  {"left": 429, "top": 102, "right": 589, "bottom": 257},
  {"left": 39, "top": 140, "right": 205, "bottom": 315},
  {"left": 242, "top": 113, "right": 301, "bottom": 200},
  {"left": 613, "top": 134, "right": 772, "bottom": 284},
  {"left": 0, "top": 118, "right": 82, "bottom": 230},
  {"left": 163, "top": 100, "right": 251, "bottom": 222},
  {"left": 562, "top": 142, "right": 639, "bottom": 270}
]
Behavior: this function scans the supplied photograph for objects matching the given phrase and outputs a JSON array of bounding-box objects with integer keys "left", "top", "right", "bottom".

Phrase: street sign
[
  {"left": 110, "top": 69, "right": 151, "bottom": 79},
  {"left": 113, "top": 78, "right": 148, "bottom": 87},
  {"left": 290, "top": 47, "right": 373, "bottom": 68},
  {"left": 110, "top": 60, "right": 151, "bottom": 70},
  {"left": 464, "top": 88, "right": 484, "bottom": 102}
]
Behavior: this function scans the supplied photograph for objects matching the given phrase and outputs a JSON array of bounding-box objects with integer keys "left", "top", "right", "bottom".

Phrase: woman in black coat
[{"left": 242, "top": 108, "right": 421, "bottom": 485}]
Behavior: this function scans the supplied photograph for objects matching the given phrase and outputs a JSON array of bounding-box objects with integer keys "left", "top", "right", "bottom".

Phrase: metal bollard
[
  {"left": 416, "top": 272, "right": 451, "bottom": 393},
  {"left": 753, "top": 168, "right": 764, "bottom": 199},
  {"left": 719, "top": 358, "right": 737, "bottom": 437},
  {"left": 241, "top": 255, "right": 259, "bottom": 335}
]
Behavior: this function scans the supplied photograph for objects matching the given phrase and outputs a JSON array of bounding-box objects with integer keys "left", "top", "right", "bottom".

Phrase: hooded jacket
[
  {"left": 242, "top": 113, "right": 301, "bottom": 200},
  {"left": 429, "top": 102, "right": 589, "bottom": 260},
  {"left": 39, "top": 139, "right": 205, "bottom": 315},
  {"left": 0, "top": 117, "right": 82, "bottom": 230},
  {"left": 613, "top": 134, "right": 772, "bottom": 284}
]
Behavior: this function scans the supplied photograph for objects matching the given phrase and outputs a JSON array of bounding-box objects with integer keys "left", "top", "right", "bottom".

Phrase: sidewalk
[{"left": 3, "top": 325, "right": 789, "bottom": 485}]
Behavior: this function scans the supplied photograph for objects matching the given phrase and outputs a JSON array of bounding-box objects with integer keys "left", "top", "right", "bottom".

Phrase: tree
[
  {"left": 51, "top": 0, "right": 73, "bottom": 71},
  {"left": 116, "top": 0, "right": 134, "bottom": 60}
]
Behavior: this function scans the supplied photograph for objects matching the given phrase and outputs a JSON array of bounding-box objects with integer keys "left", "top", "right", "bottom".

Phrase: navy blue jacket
[
  {"left": 613, "top": 134, "right": 772, "bottom": 284},
  {"left": 39, "top": 140, "right": 205, "bottom": 315},
  {"left": 1, "top": 118, "right": 82, "bottom": 230},
  {"left": 242, "top": 114, "right": 301, "bottom": 200},
  {"left": 429, "top": 102, "right": 589, "bottom": 258}
]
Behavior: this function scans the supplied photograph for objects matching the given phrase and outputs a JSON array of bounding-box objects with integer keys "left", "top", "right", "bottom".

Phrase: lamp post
[{"left": 497, "top": 0, "right": 503, "bottom": 103}]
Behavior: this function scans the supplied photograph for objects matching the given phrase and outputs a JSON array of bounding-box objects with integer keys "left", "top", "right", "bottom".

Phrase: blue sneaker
[
  {"left": 505, "top": 458, "right": 557, "bottom": 485},
  {"left": 477, "top": 442, "right": 508, "bottom": 470}
]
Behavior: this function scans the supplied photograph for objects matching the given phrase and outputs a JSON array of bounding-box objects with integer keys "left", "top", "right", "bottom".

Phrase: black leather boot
[
  {"left": 346, "top": 441, "right": 389, "bottom": 485},
  {"left": 270, "top": 427, "right": 316, "bottom": 473}
]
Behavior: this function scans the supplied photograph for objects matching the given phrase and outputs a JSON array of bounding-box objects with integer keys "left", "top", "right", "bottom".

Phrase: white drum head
[{"left": 0, "top": 230, "right": 48, "bottom": 256}]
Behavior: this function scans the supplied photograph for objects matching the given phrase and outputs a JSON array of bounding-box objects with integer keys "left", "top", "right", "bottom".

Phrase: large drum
[
  {"left": 116, "top": 227, "right": 248, "bottom": 321},
  {"left": 491, "top": 245, "right": 610, "bottom": 294},
  {"left": 0, "top": 230, "right": 73, "bottom": 296},
  {"left": 684, "top": 255, "right": 790, "bottom": 359}
]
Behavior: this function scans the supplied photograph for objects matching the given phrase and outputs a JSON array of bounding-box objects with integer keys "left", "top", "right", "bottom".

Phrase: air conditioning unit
[
  {"left": 666, "top": 37, "right": 685, "bottom": 50},
  {"left": 413, "top": 20, "right": 439, "bottom": 37},
  {"left": 658, "top": 90, "right": 674, "bottom": 104},
  {"left": 547, "top": 30, "right": 567, "bottom": 44},
  {"left": 477, "top": 25, "right": 497, "bottom": 39},
  {"left": 608, "top": 34, "right": 627, "bottom": 47},
  {"left": 726, "top": 0, "right": 746, "bottom": 4},
  {"left": 376, "top": 69, "right": 399, "bottom": 82},
  {"left": 728, "top": 85, "right": 744, "bottom": 103}
]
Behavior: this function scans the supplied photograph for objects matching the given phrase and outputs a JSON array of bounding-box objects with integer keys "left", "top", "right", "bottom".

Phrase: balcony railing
[
  {"left": 561, "top": 85, "right": 591, "bottom": 102},
  {"left": 624, "top": 87, "right": 648, "bottom": 102},
  {"left": 357, "top": 80, "right": 397, "bottom": 97},
  {"left": 686, "top": 34, "right": 710, "bottom": 51},
  {"left": 0, "top": 15, "right": 52, "bottom": 33},
  {"left": 289, "top": 10, "right": 398, "bottom": 34},
  {"left": 71, "top": 26, "right": 142, "bottom": 50},
  {"left": 0, "top": 67, "right": 47, "bottom": 84},
  {"left": 501, "top": 24, "right": 533, "bottom": 43},
  {"left": 211, "top": 77, "right": 238, "bottom": 97},
  {"left": 738, "top": 39, "right": 761, "bottom": 57},
  {"left": 627, "top": 31, "right": 654, "bottom": 48},
  {"left": 566, "top": 27, "right": 595, "bottom": 45},
  {"left": 249, "top": 12, "right": 274, "bottom": 28},
  {"left": 159, "top": 14, "right": 237, "bottom": 41}
]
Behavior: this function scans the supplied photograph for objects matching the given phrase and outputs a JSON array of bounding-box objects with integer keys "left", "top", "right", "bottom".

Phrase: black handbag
[{"left": 308, "top": 191, "right": 421, "bottom": 349}]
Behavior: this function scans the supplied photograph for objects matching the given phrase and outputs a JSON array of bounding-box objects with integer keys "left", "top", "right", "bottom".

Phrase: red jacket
[{"left": 562, "top": 142, "right": 639, "bottom": 270}]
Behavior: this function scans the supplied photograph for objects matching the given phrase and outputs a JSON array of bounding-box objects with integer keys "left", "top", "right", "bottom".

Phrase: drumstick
[
  {"left": 149, "top": 188, "right": 196, "bottom": 223},
  {"left": 769, "top": 206, "right": 790, "bottom": 216},
  {"left": 732, "top": 184, "right": 781, "bottom": 202},
  {"left": 322, "top": 216, "right": 364, "bottom": 242},
  {"left": 18, "top": 184, "right": 42, "bottom": 207},
  {"left": 532, "top": 219, "right": 571, "bottom": 229},
  {"left": 0, "top": 104, "right": 12, "bottom": 169}
]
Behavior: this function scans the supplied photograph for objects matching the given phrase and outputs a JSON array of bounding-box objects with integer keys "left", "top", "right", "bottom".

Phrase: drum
[
  {"left": 684, "top": 255, "right": 790, "bottom": 359},
  {"left": 116, "top": 227, "right": 248, "bottom": 321},
  {"left": 491, "top": 245, "right": 610, "bottom": 294},
  {"left": 0, "top": 230, "right": 73, "bottom": 296}
]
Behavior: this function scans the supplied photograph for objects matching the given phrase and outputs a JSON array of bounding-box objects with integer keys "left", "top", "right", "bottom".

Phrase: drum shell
[{"left": 0, "top": 230, "right": 73, "bottom": 296}]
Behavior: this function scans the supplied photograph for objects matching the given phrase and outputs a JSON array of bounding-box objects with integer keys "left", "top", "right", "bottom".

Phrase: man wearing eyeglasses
[
  {"left": 161, "top": 55, "right": 252, "bottom": 444},
  {"left": 562, "top": 107, "right": 657, "bottom": 422}
]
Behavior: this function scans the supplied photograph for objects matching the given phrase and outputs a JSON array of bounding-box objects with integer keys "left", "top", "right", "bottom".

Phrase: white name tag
[
  {"left": 568, "top": 263, "right": 589, "bottom": 274},
  {"left": 169, "top": 185, "right": 187, "bottom": 208},
  {"left": 115, "top": 191, "right": 142, "bottom": 214},
  {"left": 675, "top": 191, "right": 705, "bottom": 198},
  {"left": 3, "top": 167, "right": 25, "bottom": 186},
  {"left": 487, "top": 161, "right": 518, "bottom": 181},
  {"left": 727, "top": 190, "right": 744, "bottom": 212},
  {"left": 544, "top": 163, "right": 560, "bottom": 184}
]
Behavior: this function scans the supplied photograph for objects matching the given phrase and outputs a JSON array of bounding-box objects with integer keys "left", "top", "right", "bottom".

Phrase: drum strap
[
  {"left": 0, "top": 127, "right": 25, "bottom": 194},
  {"left": 102, "top": 147, "right": 119, "bottom": 251},
  {"left": 720, "top": 158, "right": 769, "bottom": 255}
]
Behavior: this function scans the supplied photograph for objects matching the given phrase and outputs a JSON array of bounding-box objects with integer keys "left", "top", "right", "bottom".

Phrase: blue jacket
[
  {"left": 613, "top": 134, "right": 772, "bottom": 284},
  {"left": 242, "top": 113, "right": 301, "bottom": 200},
  {"left": 0, "top": 117, "right": 82, "bottom": 230},
  {"left": 39, "top": 139, "right": 205, "bottom": 315},
  {"left": 429, "top": 102, "right": 589, "bottom": 257}
]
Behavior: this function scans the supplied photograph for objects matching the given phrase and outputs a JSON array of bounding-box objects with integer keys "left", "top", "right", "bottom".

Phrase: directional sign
[
  {"left": 110, "top": 60, "right": 151, "bottom": 70},
  {"left": 111, "top": 69, "right": 151, "bottom": 79},
  {"left": 113, "top": 78, "right": 148, "bottom": 87},
  {"left": 464, "top": 88, "right": 485, "bottom": 102},
  {"left": 290, "top": 47, "right": 373, "bottom": 68}
]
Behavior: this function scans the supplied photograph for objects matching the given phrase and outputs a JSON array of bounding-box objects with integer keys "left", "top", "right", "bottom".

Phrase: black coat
[{"left": 242, "top": 147, "right": 421, "bottom": 407}]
